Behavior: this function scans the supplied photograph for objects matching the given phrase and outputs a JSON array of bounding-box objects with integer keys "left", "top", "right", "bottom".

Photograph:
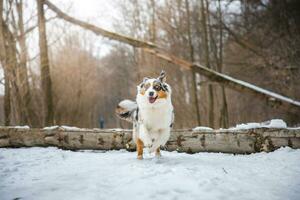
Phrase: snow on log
[
  {"left": 44, "top": 0, "right": 300, "bottom": 109},
  {"left": 0, "top": 127, "right": 299, "bottom": 154}
]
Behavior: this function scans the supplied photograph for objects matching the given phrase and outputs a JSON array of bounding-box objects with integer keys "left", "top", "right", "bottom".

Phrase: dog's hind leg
[
  {"left": 136, "top": 138, "right": 144, "bottom": 160},
  {"left": 155, "top": 148, "right": 161, "bottom": 157}
]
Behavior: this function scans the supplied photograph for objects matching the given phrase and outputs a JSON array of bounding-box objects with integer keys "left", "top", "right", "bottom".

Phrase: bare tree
[
  {"left": 16, "top": 0, "right": 39, "bottom": 126},
  {"left": 200, "top": 0, "right": 215, "bottom": 127},
  {"left": 37, "top": 0, "right": 54, "bottom": 126},
  {"left": 216, "top": 0, "right": 228, "bottom": 128},
  {"left": 0, "top": 0, "right": 10, "bottom": 126},
  {"left": 184, "top": 0, "right": 201, "bottom": 125}
]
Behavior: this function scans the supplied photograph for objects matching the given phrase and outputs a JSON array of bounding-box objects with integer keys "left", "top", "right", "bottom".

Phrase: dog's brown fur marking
[
  {"left": 140, "top": 83, "right": 151, "bottom": 95},
  {"left": 157, "top": 90, "right": 167, "bottom": 99},
  {"left": 137, "top": 138, "right": 144, "bottom": 159},
  {"left": 115, "top": 106, "right": 126, "bottom": 114}
]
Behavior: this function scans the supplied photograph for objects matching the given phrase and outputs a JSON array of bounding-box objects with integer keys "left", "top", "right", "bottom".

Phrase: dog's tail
[{"left": 115, "top": 100, "right": 138, "bottom": 123}]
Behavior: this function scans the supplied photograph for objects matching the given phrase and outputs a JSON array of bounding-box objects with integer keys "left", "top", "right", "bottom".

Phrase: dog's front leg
[
  {"left": 136, "top": 124, "right": 148, "bottom": 160},
  {"left": 136, "top": 138, "right": 144, "bottom": 160}
]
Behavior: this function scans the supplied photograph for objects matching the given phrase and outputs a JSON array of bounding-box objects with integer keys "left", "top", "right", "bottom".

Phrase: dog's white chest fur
[{"left": 140, "top": 105, "right": 172, "bottom": 130}]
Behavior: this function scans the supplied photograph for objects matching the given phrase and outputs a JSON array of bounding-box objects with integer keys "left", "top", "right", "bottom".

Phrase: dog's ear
[
  {"left": 158, "top": 70, "right": 166, "bottom": 82},
  {"left": 143, "top": 77, "right": 149, "bottom": 83},
  {"left": 140, "top": 77, "right": 150, "bottom": 87}
]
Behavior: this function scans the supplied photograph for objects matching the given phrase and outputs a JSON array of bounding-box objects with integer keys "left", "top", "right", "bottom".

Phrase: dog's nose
[{"left": 149, "top": 91, "right": 154, "bottom": 97}]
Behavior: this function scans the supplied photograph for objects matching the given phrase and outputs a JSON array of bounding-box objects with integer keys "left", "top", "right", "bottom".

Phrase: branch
[
  {"left": 209, "top": 11, "right": 274, "bottom": 67},
  {"left": 17, "top": 15, "right": 57, "bottom": 39},
  {"left": 44, "top": 0, "right": 156, "bottom": 49}
]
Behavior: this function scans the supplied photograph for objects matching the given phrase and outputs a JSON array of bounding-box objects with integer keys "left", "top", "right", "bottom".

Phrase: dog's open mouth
[{"left": 149, "top": 96, "right": 157, "bottom": 104}]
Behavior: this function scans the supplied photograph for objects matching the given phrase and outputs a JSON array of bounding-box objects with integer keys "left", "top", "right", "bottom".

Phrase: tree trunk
[
  {"left": 37, "top": 0, "right": 54, "bottom": 126},
  {"left": 185, "top": 0, "right": 201, "bottom": 125},
  {"left": 16, "top": 0, "right": 40, "bottom": 127},
  {"left": 217, "top": 0, "right": 229, "bottom": 128},
  {"left": 201, "top": 0, "right": 215, "bottom": 128},
  {"left": 149, "top": 0, "right": 156, "bottom": 43},
  {"left": 3, "top": 22, "right": 27, "bottom": 125},
  {"left": 0, "top": 127, "right": 299, "bottom": 154},
  {"left": 206, "top": 0, "right": 229, "bottom": 128},
  {"left": 0, "top": 0, "right": 10, "bottom": 126}
]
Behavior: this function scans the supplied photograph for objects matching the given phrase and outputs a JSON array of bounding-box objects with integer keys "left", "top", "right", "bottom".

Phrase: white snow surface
[
  {"left": 11, "top": 125, "right": 30, "bottom": 129},
  {"left": 43, "top": 126, "right": 59, "bottom": 130},
  {"left": 1, "top": 147, "right": 300, "bottom": 200},
  {"left": 193, "top": 126, "right": 213, "bottom": 131},
  {"left": 229, "top": 119, "right": 288, "bottom": 130},
  {"left": 60, "top": 126, "right": 83, "bottom": 131}
]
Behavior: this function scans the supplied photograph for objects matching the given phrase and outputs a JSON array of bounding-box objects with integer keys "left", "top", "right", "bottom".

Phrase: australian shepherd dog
[{"left": 116, "top": 71, "right": 174, "bottom": 159}]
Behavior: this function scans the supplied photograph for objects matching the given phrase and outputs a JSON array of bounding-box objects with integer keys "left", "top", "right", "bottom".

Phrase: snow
[
  {"left": 230, "top": 119, "right": 288, "bottom": 130},
  {"left": 42, "top": 126, "right": 83, "bottom": 131},
  {"left": 60, "top": 126, "right": 83, "bottom": 131},
  {"left": 43, "top": 126, "right": 59, "bottom": 130},
  {"left": 1, "top": 147, "right": 299, "bottom": 200},
  {"left": 193, "top": 126, "right": 213, "bottom": 131},
  {"left": 107, "top": 128, "right": 124, "bottom": 131},
  {"left": 192, "top": 119, "right": 291, "bottom": 131},
  {"left": 267, "top": 119, "right": 288, "bottom": 128},
  {"left": 11, "top": 125, "right": 30, "bottom": 129}
]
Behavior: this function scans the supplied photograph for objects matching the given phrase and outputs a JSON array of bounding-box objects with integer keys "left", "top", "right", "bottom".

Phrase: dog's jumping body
[{"left": 116, "top": 71, "right": 174, "bottom": 159}]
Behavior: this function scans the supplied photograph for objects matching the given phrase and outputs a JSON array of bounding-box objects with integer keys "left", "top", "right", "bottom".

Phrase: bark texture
[
  {"left": 37, "top": 0, "right": 54, "bottom": 126},
  {"left": 0, "top": 127, "right": 299, "bottom": 154},
  {"left": 0, "top": 0, "right": 11, "bottom": 126},
  {"left": 16, "top": 0, "right": 39, "bottom": 127}
]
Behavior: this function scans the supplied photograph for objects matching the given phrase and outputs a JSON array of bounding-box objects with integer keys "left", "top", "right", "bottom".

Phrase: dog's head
[{"left": 137, "top": 70, "right": 171, "bottom": 105}]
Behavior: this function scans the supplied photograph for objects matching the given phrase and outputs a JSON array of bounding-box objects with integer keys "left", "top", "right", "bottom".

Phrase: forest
[{"left": 0, "top": 0, "right": 299, "bottom": 129}]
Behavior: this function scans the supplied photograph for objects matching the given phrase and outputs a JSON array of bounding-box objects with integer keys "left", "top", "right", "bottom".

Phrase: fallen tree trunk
[{"left": 0, "top": 127, "right": 299, "bottom": 154}]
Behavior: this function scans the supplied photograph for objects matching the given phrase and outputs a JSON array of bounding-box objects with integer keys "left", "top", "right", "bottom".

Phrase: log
[{"left": 0, "top": 127, "right": 299, "bottom": 154}]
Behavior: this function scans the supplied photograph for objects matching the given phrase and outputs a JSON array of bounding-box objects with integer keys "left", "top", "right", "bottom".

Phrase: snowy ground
[{"left": 0, "top": 147, "right": 300, "bottom": 200}]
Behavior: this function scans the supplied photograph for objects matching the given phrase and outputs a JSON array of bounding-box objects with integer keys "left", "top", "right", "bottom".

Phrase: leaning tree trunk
[{"left": 37, "top": 0, "right": 54, "bottom": 126}]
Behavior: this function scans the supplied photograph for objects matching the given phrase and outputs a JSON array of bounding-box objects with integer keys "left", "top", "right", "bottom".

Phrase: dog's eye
[
  {"left": 154, "top": 85, "right": 161, "bottom": 91},
  {"left": 162, "top": 84, "right": 168, "bottom": 91}
]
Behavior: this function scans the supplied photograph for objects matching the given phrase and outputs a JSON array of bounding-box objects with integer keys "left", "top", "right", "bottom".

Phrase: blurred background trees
[{"left": 0, "top": 0, "right": 299, "bottom": 129}]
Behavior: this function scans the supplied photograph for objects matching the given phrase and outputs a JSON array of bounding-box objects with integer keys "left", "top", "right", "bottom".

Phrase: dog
[{"left": 116, "top": 71, "right": 174, "bottom": 159}]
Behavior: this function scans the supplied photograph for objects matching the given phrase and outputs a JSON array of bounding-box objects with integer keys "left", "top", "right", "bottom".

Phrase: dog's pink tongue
[{"left": 149, "top": 97, "right": 156, "bottom": 103}]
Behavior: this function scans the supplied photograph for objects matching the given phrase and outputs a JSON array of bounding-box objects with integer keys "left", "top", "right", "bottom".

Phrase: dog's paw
[
  {"left": 155, "top": 152, "right": 161, "bottom": 158},
  {"left": 137, "top": 155, "right": 143, "bottom": 160}
]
